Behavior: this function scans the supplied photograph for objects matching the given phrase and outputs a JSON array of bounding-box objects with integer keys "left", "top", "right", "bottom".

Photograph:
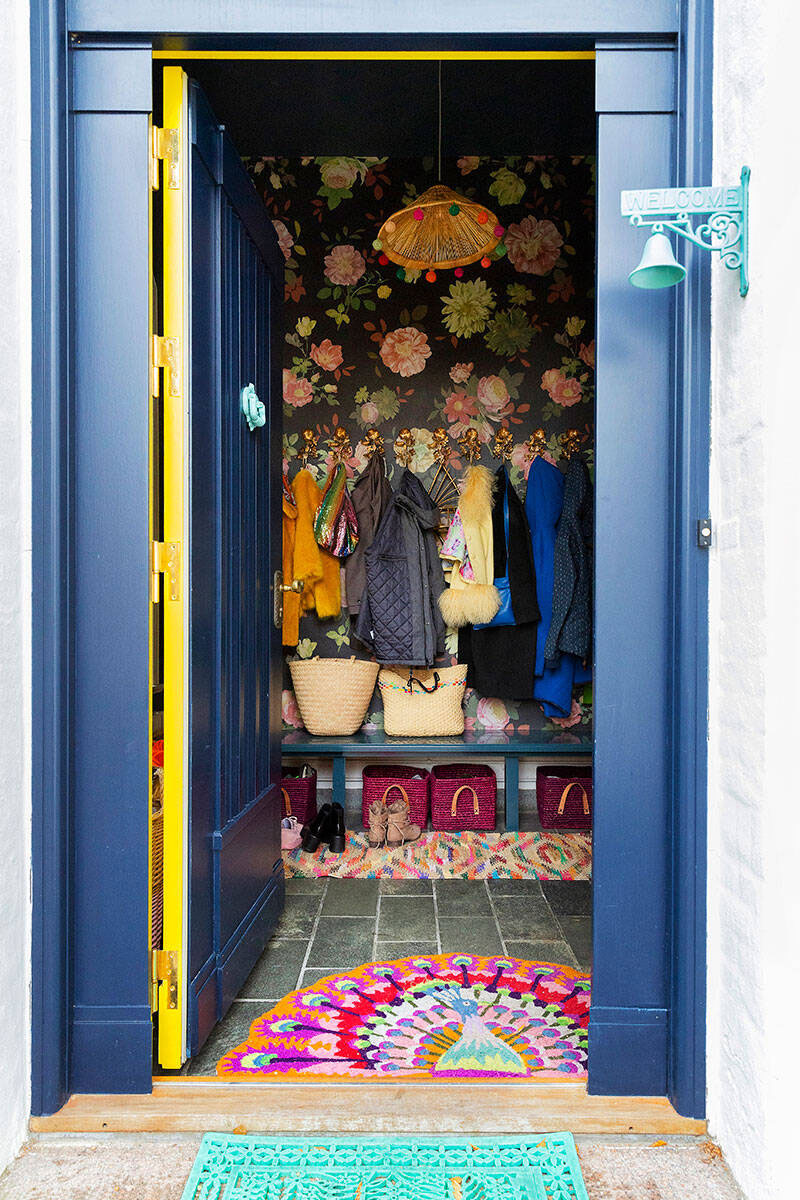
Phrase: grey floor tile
[
  {"left": 273, "top": 892, "right": 321, "bottom": 938},
  {"left": 187, "top": 1001, "right": 264, "bottom": 1075},
  {"left": 375, "top": 940, "right": 439, "bottom": 961},
  {"left": 492, "top": 896, "right": 562, "bottom": 941},
  {"left": 298, "top": 966, "right": 352, "bottom": 989},
  {"left": 377, "top": 895, "right": 437, "bottom": 942},
  {"left": 541, "top": 880, "right": 592, "bottom": 916},
  {"left": 379, "top": 879, "right": 433, "bottom": 896},
  {"left": 321, "top": 879, "right": 379, "bottom": 916},
  {"left": 306, "top": 916, "right": 375, "bottom": 968},
  {"left": 285, "top": 876, "right": 326, "bottom": 896},
  {"left": 438, "top": 917, "right": 505, "bottom": 957},
  {"left": 487, "top": 878, "right": 544, "bottom": 899},
  {"left": 505, "top": 939, "right": 578, "bottom": 969},
  {"left": 238, "top": 937, "right": 307, "bottom": 1000},
  {"left": 558, "top": 916, "right": 593, "bottom": 968},
  {"left": 434, "top": 879, "right": 492, "bottom": 918}
]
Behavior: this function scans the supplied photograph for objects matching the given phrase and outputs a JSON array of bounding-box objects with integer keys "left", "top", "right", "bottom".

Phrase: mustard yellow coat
[{"left": 282, "top": 469, "right": 341, "bottom": 647}]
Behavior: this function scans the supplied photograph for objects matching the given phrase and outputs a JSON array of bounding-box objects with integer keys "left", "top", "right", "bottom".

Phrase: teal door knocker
[{"left": 241, "top": 382, "right": 265, "bottom": 431}]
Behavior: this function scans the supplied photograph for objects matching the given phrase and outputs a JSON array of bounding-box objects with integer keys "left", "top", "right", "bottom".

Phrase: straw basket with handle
[
  {"left": 378, "top": 664, "right": 467, "bottom": 737},
  {"left": 289, "top": 656, "right": 379, "bottom": 736},
  {"left": 430, "top": 763, "right": 497, "bottom": 831},
  {"left": 536, "top": 766, "right": 593, "bottom": 829},
  {"left": 361, "top": 765, "right": 430, "bottom": 829}
]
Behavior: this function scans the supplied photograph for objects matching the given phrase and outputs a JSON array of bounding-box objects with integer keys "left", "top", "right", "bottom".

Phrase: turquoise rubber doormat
[{"left": 180, "top": 1134, "right": 589, "bottom": 1200}]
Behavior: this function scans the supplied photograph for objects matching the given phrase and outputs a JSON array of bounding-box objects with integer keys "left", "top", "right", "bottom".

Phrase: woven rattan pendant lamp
[{"left": 377, "top": 64, "right": 502, "bottom": 278}]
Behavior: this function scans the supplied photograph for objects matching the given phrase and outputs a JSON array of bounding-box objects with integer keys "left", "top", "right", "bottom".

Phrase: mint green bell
[{"left": 629, "top": 232, "right": 686, "bottom": 289}]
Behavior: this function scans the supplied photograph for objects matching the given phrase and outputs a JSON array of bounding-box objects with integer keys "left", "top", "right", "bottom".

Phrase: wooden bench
[{"left": 281, "top": 729, "right": 591, "bottom": 831}]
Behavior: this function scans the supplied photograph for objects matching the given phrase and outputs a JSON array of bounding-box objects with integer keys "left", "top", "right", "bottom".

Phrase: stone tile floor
[
  {"left": 185, "top": 877, "right": 591, "bottom": 1075},
  {"left": 0, "top": 1135, "right": 746, "bottom": 1200}
]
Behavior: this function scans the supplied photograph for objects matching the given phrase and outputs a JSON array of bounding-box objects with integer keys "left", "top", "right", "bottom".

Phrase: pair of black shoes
[{"left": 301, "top": 802, "right": 346, "bottom": 854}]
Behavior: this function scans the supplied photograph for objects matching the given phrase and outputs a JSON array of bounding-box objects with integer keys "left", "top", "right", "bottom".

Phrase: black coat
[
  {"left": 354, "top": 469, "right": 446, "bottom": 666},
  {"left": 459, "top": 468, "right": 540, "bottom": 699},
  {"left": 344, "top": 451, "right": 392, "bottom": 615},
  {"left": 543, "top": 454, "right": 592, "bottom": 666}
]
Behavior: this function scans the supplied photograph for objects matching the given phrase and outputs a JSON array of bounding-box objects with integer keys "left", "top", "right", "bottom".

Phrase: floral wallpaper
[{"left": 247, "top": 154, "right": 594, "bottom": 740}]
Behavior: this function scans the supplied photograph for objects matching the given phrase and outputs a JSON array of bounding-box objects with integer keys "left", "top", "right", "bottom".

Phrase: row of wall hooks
[{"left": 295, "top": 425, "right": 585, "bottom": 470}]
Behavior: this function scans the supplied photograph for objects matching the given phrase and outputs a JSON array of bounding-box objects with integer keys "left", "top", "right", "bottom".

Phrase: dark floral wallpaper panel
[{"left": 246, "top": 154, "right": 594, "bottom": 740}]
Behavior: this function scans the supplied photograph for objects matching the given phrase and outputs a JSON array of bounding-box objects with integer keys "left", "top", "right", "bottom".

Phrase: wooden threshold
[{"left": 30, "top": 1081, "right": 706, "bottom": 1135}]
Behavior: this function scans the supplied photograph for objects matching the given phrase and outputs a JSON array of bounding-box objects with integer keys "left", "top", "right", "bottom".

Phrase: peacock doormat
[
  {"left": 283, "top": 831, "right": 592, "bottom": 881},
  {"left": 217, "top": 955, "right": 590, "bottom": 1082},
  {"left": 180, "top": 1133, "right": 590, "bottom": 1200}
]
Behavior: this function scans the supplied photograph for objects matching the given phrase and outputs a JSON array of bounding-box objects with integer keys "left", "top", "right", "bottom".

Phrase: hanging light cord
[{"left": 437, "top": 60, "right": 442, "bottom": 181}]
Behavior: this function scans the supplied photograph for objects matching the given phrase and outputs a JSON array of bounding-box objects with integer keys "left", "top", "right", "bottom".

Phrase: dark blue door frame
[{"left": 30, "top": 3, "right": 711, "bottom": 1118}]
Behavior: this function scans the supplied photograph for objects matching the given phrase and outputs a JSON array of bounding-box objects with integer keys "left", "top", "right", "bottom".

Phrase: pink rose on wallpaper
[
  {"left": 281, "top": 690, "right": 303, "bottom": 729},
  {"left": 283, "top": 368, "right": 313, "bottom": 408},
  {"left": 323, "top": 244, "right": 366, "bottom": 287},
  {"left": 457, "top": 156, "right": 481, "bottom": 175},
  {"left": 359, "top": 400, "right": 379, "bottom": 425},
  {"left": 541, "top": 368, "right": 582, "bottom": 408},
  {"left": 449, "top": 362, "right": 474, "bottom": 384},
  {"left": 550, "top": 698, "right": 583, "bottom": 729},
  {"left": 505, "top": 216, "right": 563, "bottom": 275},
  {"left": 476, "top": 697, "right": 511, "bottom": 730},
  {"left": 379, "top": 326, "right": 432, "bottom": 377},
  {"left": 310, "top": 339, "right": 343, "bottom": 371},
  {"left": 443, "top": 388, "right": 478, "bottom": 425},
  {"left": 476, "top": 374, "right": 512, "bottom": 418},
  {"left": 272, "top": 219, "right": 294, "bottom": 261},
  {"left": 578, "top": 340, "right": 595, "bottom": 370}
]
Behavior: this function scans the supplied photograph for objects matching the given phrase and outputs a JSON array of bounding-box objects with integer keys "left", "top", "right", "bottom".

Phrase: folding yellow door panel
[{"left": 152, "top": 65, "right": 189, "bottom": 1069}]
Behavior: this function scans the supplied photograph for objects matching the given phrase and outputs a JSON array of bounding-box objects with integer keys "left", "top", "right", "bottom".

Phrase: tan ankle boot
[
  {"left": 386, "top": 798, "right": 421, "bottom": 847},
  {"left": 368, "top": 801, "right": 388, "bottom": 848}
]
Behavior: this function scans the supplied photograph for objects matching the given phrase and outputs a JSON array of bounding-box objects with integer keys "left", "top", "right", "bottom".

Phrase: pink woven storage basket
[
  {"left": 281, "top": 767, "right": 318, "bottom": 826},
  {"left": 536, "top": 766, "right": 592, "bottom": 830},
  {"left": 430, "top": 763, "right": 497, "bottom": 831},
  {"left": 362, "top": 765, "right": 430, "bottom": 830}
]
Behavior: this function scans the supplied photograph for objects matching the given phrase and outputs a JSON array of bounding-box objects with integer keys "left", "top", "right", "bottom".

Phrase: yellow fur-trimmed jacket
[{"left": 439, "top": 464, "right": 501, "bottom": 628}]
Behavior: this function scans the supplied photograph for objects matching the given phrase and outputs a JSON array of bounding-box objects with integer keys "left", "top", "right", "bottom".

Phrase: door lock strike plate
[
  {"left": 152, "top": 949, "right": 179, "bottom": 1010},
  {"left": 151, "top": 541, "right": 180, "bottom": 603}
]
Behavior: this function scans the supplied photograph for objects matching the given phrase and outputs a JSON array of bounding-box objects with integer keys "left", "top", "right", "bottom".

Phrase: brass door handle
[{"left": 273, "top": 571, "right": 303, "bottom": 627}]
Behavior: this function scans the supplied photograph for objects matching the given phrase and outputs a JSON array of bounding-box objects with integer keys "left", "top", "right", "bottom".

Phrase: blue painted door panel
[
  {"left": 589, "top": 43, "right": 676, "bottom": 1098},
  {"left": 186, "top": 79, "right": 284, "bottom": 1055}
]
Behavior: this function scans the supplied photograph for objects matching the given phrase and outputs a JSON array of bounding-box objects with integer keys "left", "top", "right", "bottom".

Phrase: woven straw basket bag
[
  {"left": 378, "top": 665, "right": 467, "bottom": 737},
  {"left": 289, "top": 656, "right": 379, "bottom": 736}
]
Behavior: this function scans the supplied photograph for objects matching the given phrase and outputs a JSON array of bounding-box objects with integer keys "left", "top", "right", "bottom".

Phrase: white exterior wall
[
  {"left": 707, "top": 3, "right": 800, "bottom": 1198},
  {"left": 0, "top": 0, "right": 31, "bottom": 1174}
]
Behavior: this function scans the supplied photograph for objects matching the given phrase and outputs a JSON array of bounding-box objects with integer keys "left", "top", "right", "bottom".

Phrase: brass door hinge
[
  {"left": 151, "top": 540, "right": 180, "bottom": 603},
  {"left": 151, "top": 334, "right": 181, "bottom": 399},
  {"left": 150, "top": 124, "right": 180, "bottom": 191},
  {"left": 151, "top": 949, "right": 179, "bottom": 1010}
]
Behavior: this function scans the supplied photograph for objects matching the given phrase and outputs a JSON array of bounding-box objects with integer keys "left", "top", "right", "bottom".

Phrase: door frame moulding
[{"left": 30, "top": 0, "right": 711, "bottom": 1120}]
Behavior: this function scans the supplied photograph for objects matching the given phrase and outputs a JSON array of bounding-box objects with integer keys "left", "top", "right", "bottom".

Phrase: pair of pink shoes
[{"left": 281, "top": 816, "right": 303, "bottom": 851}]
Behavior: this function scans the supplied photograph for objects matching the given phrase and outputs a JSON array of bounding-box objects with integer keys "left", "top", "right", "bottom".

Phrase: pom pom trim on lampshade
[{"left": 378, "top": 184, "right": 500, "bottom": 271}]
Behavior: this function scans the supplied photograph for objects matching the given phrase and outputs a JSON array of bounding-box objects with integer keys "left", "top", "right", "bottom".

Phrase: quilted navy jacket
[{"left": 354, "top": 468, "right": 446, "bottom": 666}]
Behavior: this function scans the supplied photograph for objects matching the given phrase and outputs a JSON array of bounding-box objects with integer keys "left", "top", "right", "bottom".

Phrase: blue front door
[{"left": 185, "top": 78, "right": 285, "bottom": 1055}]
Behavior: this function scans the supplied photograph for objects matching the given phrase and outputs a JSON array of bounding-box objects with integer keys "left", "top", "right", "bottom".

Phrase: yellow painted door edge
[
  {"left": 153, "top": 49, "right": 595, "bottom": 61},
  {"left": 156, "top": 65, "right": 189, "bottom": 1069}
]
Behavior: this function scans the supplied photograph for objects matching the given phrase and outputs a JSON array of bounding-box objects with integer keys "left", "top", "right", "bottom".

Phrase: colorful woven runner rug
[
  {"left": 283, "top": 830, "right": 591, "bottom": 881},
  {"left": 181, "top": 1133, "right": 590, "bottom": 1200},
  {"left": 217, "top": 954, "right": 590, "bottom": 1082}
]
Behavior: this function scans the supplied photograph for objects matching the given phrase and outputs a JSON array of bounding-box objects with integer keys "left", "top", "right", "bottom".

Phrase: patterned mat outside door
[
  {"left": 181, "top": 1133, "right": 590, "bottom": 1200},
  {"left": 217, "top": 954, "right": 590, "bottom": 1082},
  {"left": 283, "top": 830, "right": 591, "bottom": 880}
]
